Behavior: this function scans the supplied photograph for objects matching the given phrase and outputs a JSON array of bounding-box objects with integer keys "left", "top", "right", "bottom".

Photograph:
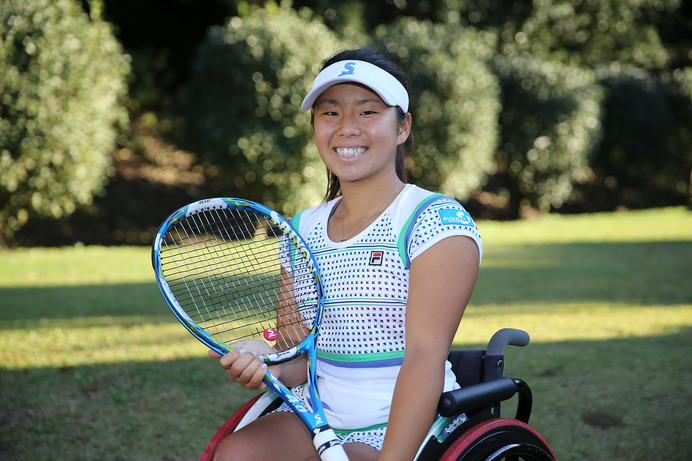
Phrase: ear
[{"left": 397, "top": 112, "right": 412, "bottom": 146}]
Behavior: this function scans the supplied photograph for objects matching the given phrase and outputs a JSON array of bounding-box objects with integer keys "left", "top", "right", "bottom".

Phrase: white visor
[{"left": 301, "top": 60, "right": 409, "bottom": 112}]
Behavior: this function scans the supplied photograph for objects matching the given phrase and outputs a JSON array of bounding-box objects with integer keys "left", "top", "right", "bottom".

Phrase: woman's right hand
[{"left": 208, "top": 343, "right": 280, "bottom": 390}]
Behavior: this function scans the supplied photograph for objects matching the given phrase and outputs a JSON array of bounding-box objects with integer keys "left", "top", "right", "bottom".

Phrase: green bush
[
  {"left": 664, "top": 66, "right": 692, "bottom": 207},
  {"left": 585, "top": 63, "right": 691, "bottom": 209},
  {"left": 184, "top": 8, "right": 500, "bottom": 209},
  {"left": 0, "top": 0, "right": 129, "bottom": 244},
  {"left": 498, "top": 0, "right": 675, "bottom": 70},
  {"left": 180, "top": 3, "right": 351, "bottom": 216},
  {"left": 372, "top": 18, "right": 501, "bottom": 201},
  {"left": 180, "top": 2, "right": 688, "bottom": 219},
  {"left": 491, "top": 54, "right": 603, "bottom": 214}
]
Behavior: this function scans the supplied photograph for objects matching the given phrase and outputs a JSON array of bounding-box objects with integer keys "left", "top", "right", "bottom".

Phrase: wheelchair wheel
[{"left": 438, "top": 418, "right": 556, "bottom": 461}]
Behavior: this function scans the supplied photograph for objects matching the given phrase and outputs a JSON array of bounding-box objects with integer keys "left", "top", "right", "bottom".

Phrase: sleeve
[
  {"left": 278, "top": 234, "right": 293, "bottom": 273},
  {"left": 279, "top": 208, "right": 309, "bottom": 274},
  {"left": 407, "top": 198, "right": 483, "bottom": 265}
]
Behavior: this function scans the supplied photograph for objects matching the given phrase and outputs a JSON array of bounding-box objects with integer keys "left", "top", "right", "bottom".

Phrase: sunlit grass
[
  {"left": 2, "top": 303, "right": 688, "bottom": 369},
  {"left": 0, "top": 245, "right": 153, "bottom": 287},
  {"left": 0, "top": 320, "right": 199, "bottom": 368},
  {"left": 477, "top": 206, "right": 692, "bottom": 244},
  {"left": 454, "top": 303, "right": 692, "bottom": 345}
]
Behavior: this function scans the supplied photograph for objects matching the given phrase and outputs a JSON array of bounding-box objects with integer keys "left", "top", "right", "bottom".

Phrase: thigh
[
  {"left": 213, "top": 411, "right": 316, "bottom": 461},
  {"left": 343, "top": 442, "right": 380, "bottom": 461}
]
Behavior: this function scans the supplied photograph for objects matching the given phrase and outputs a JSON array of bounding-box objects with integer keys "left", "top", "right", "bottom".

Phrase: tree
[
  {"left": 0, "top": 0, "right": 129, "bottom": 245},
  {"left": 491, "top": 53, "right": 603, "bottom": 215},
  {"left": 180, "top": 2, "right": 351, "bottom": 215},
  {"left": 494, "top": 0, "right": 677, "bottom": 70},
  {"left": 479, "top": 0, "right": 689, "bottom": 213},
  {"left": 589, "top": 64, "right": 682, "bottom": 209},
  {"left": 372, "top": 18, "right": 501, "bottom": 201}
]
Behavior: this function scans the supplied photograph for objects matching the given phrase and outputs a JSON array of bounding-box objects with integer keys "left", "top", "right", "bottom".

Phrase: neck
[
  {"left": 332, "top": 177, "right": 404, "bottom": 243},
  {"left": 338, "top": 177, "right": 403, "bottom": 219}
]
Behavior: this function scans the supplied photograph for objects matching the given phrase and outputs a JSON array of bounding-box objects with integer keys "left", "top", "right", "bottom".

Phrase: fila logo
[
  {"left": 338, "top": 62, "right": 356, "bottom": 77},
  {"left": 369, "top": 251, "right": 384, "bottom": 266}
]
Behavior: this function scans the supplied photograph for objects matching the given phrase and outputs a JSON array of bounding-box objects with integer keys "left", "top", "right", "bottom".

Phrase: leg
[
  {"left": 213, "top": 412, "right": 315, "bottom": 461},
  {"left": 212, "top": 411, "right": 382, "bottom": 461},
  {"left": 343, "top": 442, "right": 380, "bottom": 461}
]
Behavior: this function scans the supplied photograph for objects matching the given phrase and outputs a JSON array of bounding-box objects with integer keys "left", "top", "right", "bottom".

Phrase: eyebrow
[{"left": 315, "top": 97, "right": 384, "bottom": 108}]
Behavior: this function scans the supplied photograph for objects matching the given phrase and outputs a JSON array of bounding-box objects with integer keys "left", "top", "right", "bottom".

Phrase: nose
[{"left": 337, "top": 112, "right": 360, "bottom": 137}]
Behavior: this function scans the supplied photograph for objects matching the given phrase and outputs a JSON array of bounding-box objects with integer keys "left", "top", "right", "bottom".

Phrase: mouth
[{"left": 335, "top": 146, "right": 367, "bottom": 158}]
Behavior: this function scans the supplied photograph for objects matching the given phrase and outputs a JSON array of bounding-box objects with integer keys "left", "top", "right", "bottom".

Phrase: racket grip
[{"left": 313, "top": 427, "right": 349, "bottom": 460}]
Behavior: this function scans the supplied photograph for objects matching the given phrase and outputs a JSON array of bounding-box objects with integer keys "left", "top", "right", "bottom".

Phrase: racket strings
[{"left": 159, "top": 206, "right": 318, "bottom": 353}]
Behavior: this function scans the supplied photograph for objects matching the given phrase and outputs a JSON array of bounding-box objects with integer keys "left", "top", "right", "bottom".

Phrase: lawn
[{"left": 1, "top": 207, "right": 691, "bottom": 460}]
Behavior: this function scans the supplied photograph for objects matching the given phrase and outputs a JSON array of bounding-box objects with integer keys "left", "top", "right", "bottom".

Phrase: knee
[{"left": 212, "top": 433, "right": 252, "bottom": 461}]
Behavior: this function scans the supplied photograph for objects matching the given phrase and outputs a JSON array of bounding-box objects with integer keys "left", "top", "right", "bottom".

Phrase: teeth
[{"left": 336, "top": 147, "right": 366, "bottom": 157}]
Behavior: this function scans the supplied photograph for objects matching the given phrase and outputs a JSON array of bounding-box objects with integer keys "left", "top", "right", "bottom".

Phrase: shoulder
[
  {"left": 291, "top": 199, "right": 338, "bottom": 234},
  {"left": 395, "top": 185, "right": 474, "bottom": 232},
  {"left": 402, "top": 185, "right": 482, "bottom": 265}
]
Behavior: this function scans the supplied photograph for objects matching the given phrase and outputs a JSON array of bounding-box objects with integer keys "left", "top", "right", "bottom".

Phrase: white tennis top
[{"left": 289, "top": 184, "right": 482, "bottom": 430}]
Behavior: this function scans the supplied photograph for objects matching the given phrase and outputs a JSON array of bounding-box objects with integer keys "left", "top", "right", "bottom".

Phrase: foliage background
[
  {"left": 0, "top": 0, "right": 129, "bottom": 244},
  {"left": 1, "top": 0, "right": 691, "bottom": 246}
]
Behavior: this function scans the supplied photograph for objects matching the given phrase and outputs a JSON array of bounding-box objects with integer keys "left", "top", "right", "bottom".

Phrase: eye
[{"left": 316, "top": 109, "right": 339, "bottom": 117}]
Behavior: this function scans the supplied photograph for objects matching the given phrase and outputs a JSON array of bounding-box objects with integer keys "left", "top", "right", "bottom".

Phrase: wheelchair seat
[{"left": 199, "top": 328, "right": 557, "bottom": 461}]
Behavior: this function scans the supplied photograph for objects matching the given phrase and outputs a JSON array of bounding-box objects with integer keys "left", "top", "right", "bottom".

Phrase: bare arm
[{"left": 379, "top": 236, "right": 480, "bottom": 460}]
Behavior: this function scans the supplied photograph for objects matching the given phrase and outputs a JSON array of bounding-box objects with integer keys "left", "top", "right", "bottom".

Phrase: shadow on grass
[
  {"left": 502, "top": 326, "right": 692, "bottom": 461},
  {"left": 0, "top": 281, "right": 166, "bottom": 326},
  {"left": 1, "top": 327, "right": 690, "bottom": 461},
  {"left": 0, "top": 357, "right": 258, "bottom": 461}
]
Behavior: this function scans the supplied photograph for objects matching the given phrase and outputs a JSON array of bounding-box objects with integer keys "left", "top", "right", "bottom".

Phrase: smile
[{"left": 335, "top": 146, "right": 367, "bottom": 158}]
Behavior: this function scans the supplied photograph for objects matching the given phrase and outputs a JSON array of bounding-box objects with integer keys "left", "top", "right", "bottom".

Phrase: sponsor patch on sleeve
[{"left": 438, "top": 209, "right": 473, "bottom": 226}]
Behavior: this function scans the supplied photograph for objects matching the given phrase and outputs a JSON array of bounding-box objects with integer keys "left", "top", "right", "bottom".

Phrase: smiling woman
[{"left": 197, "top": 47, "right": 483, "bottom": 461}]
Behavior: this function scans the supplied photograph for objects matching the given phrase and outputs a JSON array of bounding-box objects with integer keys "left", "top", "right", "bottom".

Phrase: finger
[
  {"left": 208, "top": 350, "right": 223, "bottom": 359},
  {"left": 256, "top": 363, "right": 282, "bottom": 390},
  {"left": 234, "top": 355, "right": 266, "bottom": 386},
  {"left": 248, "top": 359, "right": 268, "bottom": 388},
  {"left": 219, "top": 349, "right": 246, "bottom": 370}
]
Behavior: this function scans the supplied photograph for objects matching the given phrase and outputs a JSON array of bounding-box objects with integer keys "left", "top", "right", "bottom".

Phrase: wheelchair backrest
[{"left": 448, "top": 349, "right": 506, "bottom": 387}]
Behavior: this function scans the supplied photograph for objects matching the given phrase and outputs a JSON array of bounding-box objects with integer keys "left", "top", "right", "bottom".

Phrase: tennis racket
[{"left": 152, "top": 197, "right": 349, "bottom": 461}]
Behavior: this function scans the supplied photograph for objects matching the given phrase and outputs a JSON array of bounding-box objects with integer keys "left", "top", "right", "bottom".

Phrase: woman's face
[{"left": 312, "top": 83, "right": 411, "bottom": 186}]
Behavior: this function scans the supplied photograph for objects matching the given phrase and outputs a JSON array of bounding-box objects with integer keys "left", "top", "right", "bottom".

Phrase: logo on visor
[{"left": 338, "top": 62, "right": 356, "bottom": 77}]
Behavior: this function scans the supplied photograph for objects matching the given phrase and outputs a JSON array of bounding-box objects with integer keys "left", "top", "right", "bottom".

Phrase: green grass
[{"left": 1, "top": 207, "right": 691, "bottom": 460}]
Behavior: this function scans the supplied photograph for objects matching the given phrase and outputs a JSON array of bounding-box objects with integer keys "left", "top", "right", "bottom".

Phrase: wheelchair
[{"left": 199, "top": 328, "right": 557, "bottom": 461}]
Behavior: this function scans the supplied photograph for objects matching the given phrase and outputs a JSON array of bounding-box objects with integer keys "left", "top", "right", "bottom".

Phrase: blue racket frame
[{"left": 152, "top": 197, "right": 346, "bottom": 459}]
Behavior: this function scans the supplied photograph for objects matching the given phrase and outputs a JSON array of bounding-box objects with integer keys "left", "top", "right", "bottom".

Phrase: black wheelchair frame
[{"left": 200, "top": 328, "right": 557, "bottom": 461}]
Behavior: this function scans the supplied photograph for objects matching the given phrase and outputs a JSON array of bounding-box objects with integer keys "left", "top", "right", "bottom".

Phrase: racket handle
[{"left": 313, "top": 427, "right": 349, "bottom": 461}]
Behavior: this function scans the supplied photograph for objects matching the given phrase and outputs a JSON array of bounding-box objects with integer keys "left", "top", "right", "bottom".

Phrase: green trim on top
[
  {"left": 333, "top": 422, "right": 389, "bottom": 435},
  {"left": 316, "top": 349, "right": 405, "bottom": 363},
  {"left": 396, "top": 193, "right": 445, "bottom": 266}
]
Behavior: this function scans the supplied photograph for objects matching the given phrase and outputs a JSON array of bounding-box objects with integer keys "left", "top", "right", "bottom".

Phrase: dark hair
[{"left": 312, "top": 49, "right": 414, "bottom": 202}]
